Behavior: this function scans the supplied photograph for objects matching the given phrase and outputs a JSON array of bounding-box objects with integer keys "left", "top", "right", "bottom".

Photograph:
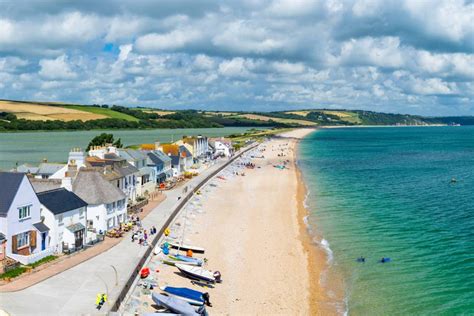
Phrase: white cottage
[
  {"left": 37, "top": 188, "right": 88, "bottom": 253},
  {"left": 72, "top": 168, "right": 127, "bottom": 233},
  {"left": 0, "top": 172, "right": 52, "bottom": 265}
]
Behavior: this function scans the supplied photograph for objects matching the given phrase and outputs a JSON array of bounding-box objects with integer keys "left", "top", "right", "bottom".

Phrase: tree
[
  {"left": 113, "top": 138, "right": 123, "bottom": 148},
  {"left": 86, "top": 133, "right": 118, "bottom": 151}
]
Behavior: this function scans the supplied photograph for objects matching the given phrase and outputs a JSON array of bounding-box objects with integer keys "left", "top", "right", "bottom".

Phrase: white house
[
  {"left": 72, "top": 168, "right": 127, "bottom": 233},
  {"left": 0, "top": 172, "right": 53, "bottom": 265},
  {"left": 37, "top": 188, "right": 88, "bottom": 254},
  {"left": 209, "top": 138, "right": 233, "bottom": 157},
  {"left": 87, "top": 147, "right": 139, "bottom": 203},
  {"left": 118, "top": 149, "right": 156, "bottom": 197}
]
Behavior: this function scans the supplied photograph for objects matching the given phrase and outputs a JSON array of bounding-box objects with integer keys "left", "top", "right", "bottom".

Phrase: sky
[{"left": 0, "top": 0, "right": 473, "bottom": 115}]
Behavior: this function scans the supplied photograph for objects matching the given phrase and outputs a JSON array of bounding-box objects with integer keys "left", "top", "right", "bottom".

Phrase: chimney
[
  {"left": 61, "top": 177, "right": 72, "bottom": 191},
  {"left": 155, "top": 141, "right": 161, "bottom": 150}
]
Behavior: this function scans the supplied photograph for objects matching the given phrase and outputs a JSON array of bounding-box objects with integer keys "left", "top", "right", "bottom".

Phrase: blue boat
[
  {"left": 174, "top": 254, "right": 203, "bottom": 266},
  {"left": 160, "top": 285, "right": 206, "bottom": 305},
  {"left": 152, "top": 293, "right": 198, "bottom": 315}
]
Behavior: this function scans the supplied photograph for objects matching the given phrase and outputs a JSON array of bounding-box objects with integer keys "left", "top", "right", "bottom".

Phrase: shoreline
[
  {"left": 121, "top": 128, "right": 336, "bottom": 315},
  {"left": 294, "top": 130, "right": 347, "bottom": 315}
]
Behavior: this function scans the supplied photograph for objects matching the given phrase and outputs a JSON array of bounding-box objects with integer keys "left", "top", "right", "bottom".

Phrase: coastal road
[{"left": 0, "top": 156, "right": 240, "bottom": 315}]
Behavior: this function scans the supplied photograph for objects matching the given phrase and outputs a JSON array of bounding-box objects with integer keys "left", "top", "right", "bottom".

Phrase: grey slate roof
[
  {"left": 170, "top": 155, "right": 180, "bottom": 166},
  {"left": 118, "top": 163, "right": 139, "bottom": 176},
  {"left": 37, "top": 188, "right": 88, "bottom": 215},
  {"left": 118, "top": 149, "right": 147, "bottom": 162},
  {"left": 30, "top": 178, "right": 62, "bottom": 193},
  {"left": 33, "top": 222, "right": 50, "bottom": 232},
  {"left": 67, "top": 222, "right": 85, "bottom": 233},
  {"left": 72, "top": 169, "right": 126, "bottom": 205},
  {"left": 138, "top": 167, "right": 154, "bottom": 176},
  {"left": 37, "top": 163, "right": 65, "bottom": 175},
  {"left": 147, "top": 152, "right": 164, "bottom": 166},
  {"left": 0, "top": 172, "right": 25, "bottom": 217},
  {"left": 154, "top": 150, "right": 171, "bottom": 163},
  {"left": 147, "top": 151, "right": 171, "bottom": 166},
  {"left": 15, "top": 164, "right": 39, "bottom": 174}
]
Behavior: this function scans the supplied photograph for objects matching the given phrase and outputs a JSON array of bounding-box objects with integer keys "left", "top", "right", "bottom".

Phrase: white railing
[{"left": 9, "top": 247, "right": 54, "bottom": 265}]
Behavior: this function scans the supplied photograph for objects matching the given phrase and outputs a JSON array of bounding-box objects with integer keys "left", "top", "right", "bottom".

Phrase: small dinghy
[
  {"left": 152, "top": 292, "right": 198, "bottom": 315},
  {"left": 163, "top": 259, "right": 200, "bottom": 267},
  {"left": 168, "top": 242, "right": 205, "bottom": 254},
  {"left": 173, "top": 254, "right": 203, "bottom": 266},
  {"left": 160, "top": 285, "right": 208, "bottom": 306},
  {"left": 176, "top": 264, "right": 221, "bottom": 283}
]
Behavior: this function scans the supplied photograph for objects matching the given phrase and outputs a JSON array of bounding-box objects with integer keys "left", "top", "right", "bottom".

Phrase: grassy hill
[
  {"left": 0, "top": 99, "right": 472, "bottom": 132},
  {"left": 61, "top": 105, "right": 139, "bottom": 122}
]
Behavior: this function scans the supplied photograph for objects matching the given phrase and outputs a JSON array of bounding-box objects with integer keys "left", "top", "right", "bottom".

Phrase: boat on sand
[
  {"left": 175, "top": 264, "right": 221, "bottom": 283},
  {"left": 167, "top": 242, "right": 205, "bottom": 254},
  {"left": 152, "top": 292, "right": 198, "bottom": 315},
  {"left": 160, "top": 285, "right": 207, "bottom": 306}
]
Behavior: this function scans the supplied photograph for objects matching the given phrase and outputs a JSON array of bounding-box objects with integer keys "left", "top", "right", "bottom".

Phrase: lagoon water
[
  {"left": 299, "top": 126, "right": 474, "bottom": 315},
  {"left": 0, "top": 127, "right": 253, "bottom": 170}
]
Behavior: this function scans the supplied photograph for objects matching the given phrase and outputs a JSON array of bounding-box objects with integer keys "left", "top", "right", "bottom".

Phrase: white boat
[
  {"left": 175, "top": 264, "right": 221, "bottom": 283},
  {"left": 168, "top": 242, "right": 205, "bottom": 254}
]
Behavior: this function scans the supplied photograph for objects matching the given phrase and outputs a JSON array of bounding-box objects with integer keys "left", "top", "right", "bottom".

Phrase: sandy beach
[{"left": 124, "top": 128, "right": 338, "bottom": 315}]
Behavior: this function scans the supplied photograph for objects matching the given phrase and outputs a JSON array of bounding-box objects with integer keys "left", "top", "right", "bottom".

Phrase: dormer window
[{"left": 18, "top": 205, "right": 31, "bottom": 220}]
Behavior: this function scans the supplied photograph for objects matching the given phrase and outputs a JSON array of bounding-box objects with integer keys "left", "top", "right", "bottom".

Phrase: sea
[
  {"left": 0, "top": 127, "right": 254, "bottom": 170},
  {"left": 298, "top": 126, "right": 474, "bottom": 315}
]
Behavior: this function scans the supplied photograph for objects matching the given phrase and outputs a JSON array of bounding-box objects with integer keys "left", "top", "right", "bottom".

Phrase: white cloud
[
  {"left": 194, "top": 54, "right": 216, "bottom": 70},
  {"left": 135, "top": 28, "right": 202, "bottom": 52},
  {"left": 339, "top": 37, "right": 404, "bottom": 68},
  {"left": 0, "top": 0, "right": 472, "bottom": 115},
  {"left": 218, "top": 57, "right": 254, "bottom": 77},
  {"left": 272, "top": 61, "right": 305, "bottom": 74},
  {"left": 411, "top": 78, "right": 455, "bottom": 95},
  {"left": 212, "top": 20, "right": 285, "bottom": 55},
  {"left": 39, "top": 55, "right": 77, "bottom": 80}
]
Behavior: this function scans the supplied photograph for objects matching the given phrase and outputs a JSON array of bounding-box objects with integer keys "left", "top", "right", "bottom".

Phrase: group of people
[{"left": 130, "top": 216, "right": 158, "bottom": 246}]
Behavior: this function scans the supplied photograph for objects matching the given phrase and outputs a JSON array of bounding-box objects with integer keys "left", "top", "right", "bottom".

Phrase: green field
[{"left": 62, "top": 105, "right": 139, "bottom": 122}]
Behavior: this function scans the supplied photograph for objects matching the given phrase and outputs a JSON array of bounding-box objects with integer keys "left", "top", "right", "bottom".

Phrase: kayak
[{"left": 160, "top": 285, "right": 206, "bottom": 306}]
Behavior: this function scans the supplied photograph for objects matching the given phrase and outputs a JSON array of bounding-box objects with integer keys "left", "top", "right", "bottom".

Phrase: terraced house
[{"left": 0, "top": 172, "right": 53, "bottom": 266}]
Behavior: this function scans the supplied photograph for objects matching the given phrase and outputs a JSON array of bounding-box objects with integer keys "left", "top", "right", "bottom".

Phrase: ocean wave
[{"left": 320, "top": 238, "right": 334, "bottom": 264}]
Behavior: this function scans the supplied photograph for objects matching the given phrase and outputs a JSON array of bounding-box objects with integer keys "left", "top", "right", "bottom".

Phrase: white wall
[
  {"left": 86, "top": 201, "right": 127, "bottom": 233},
  {"left": 5, "top": 176, "right": 42, "bottom": 257},
  {"left": 42, "top": 205, "right": 87, "bottom": 253}
]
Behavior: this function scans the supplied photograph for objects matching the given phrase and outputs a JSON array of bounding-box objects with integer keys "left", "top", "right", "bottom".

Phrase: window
[
  {"left": 107, "top": 218, "right": 114, "bottom": 229},
  {"left": 17, "top": 232, "right": 29, "bottom": 248},
  {"left": 58, "top": 214, "right": 63, "bottom": 225},
  {"left": 106, "top": 203, "right": 114, "bottom": 214},
  {"left": 79, "top": 209, "right": 84, "bottom": 218},
  {"left": 18, "top": 205, "right": 31, "bottom": 220}
]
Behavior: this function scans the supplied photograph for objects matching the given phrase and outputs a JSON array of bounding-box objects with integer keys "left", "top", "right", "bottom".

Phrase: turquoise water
[
  {"left": 0, "top": 127, "right": 254, "bottom": 170},
  {"left": 299, "top": 127, "right": 474, "bottom": 315}
]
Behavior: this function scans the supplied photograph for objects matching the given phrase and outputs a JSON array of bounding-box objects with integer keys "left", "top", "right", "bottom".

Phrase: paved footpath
[{"left": 0, "top": 156, "right": 239, "bottom": 316}]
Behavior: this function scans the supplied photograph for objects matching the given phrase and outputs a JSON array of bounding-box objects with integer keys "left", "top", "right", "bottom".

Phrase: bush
[
  {"left": 27, "top": 255, "right": 58, "bottom": 269},
  {"left": 0, "top": 266, "right": 27, "bottom": 279}
]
